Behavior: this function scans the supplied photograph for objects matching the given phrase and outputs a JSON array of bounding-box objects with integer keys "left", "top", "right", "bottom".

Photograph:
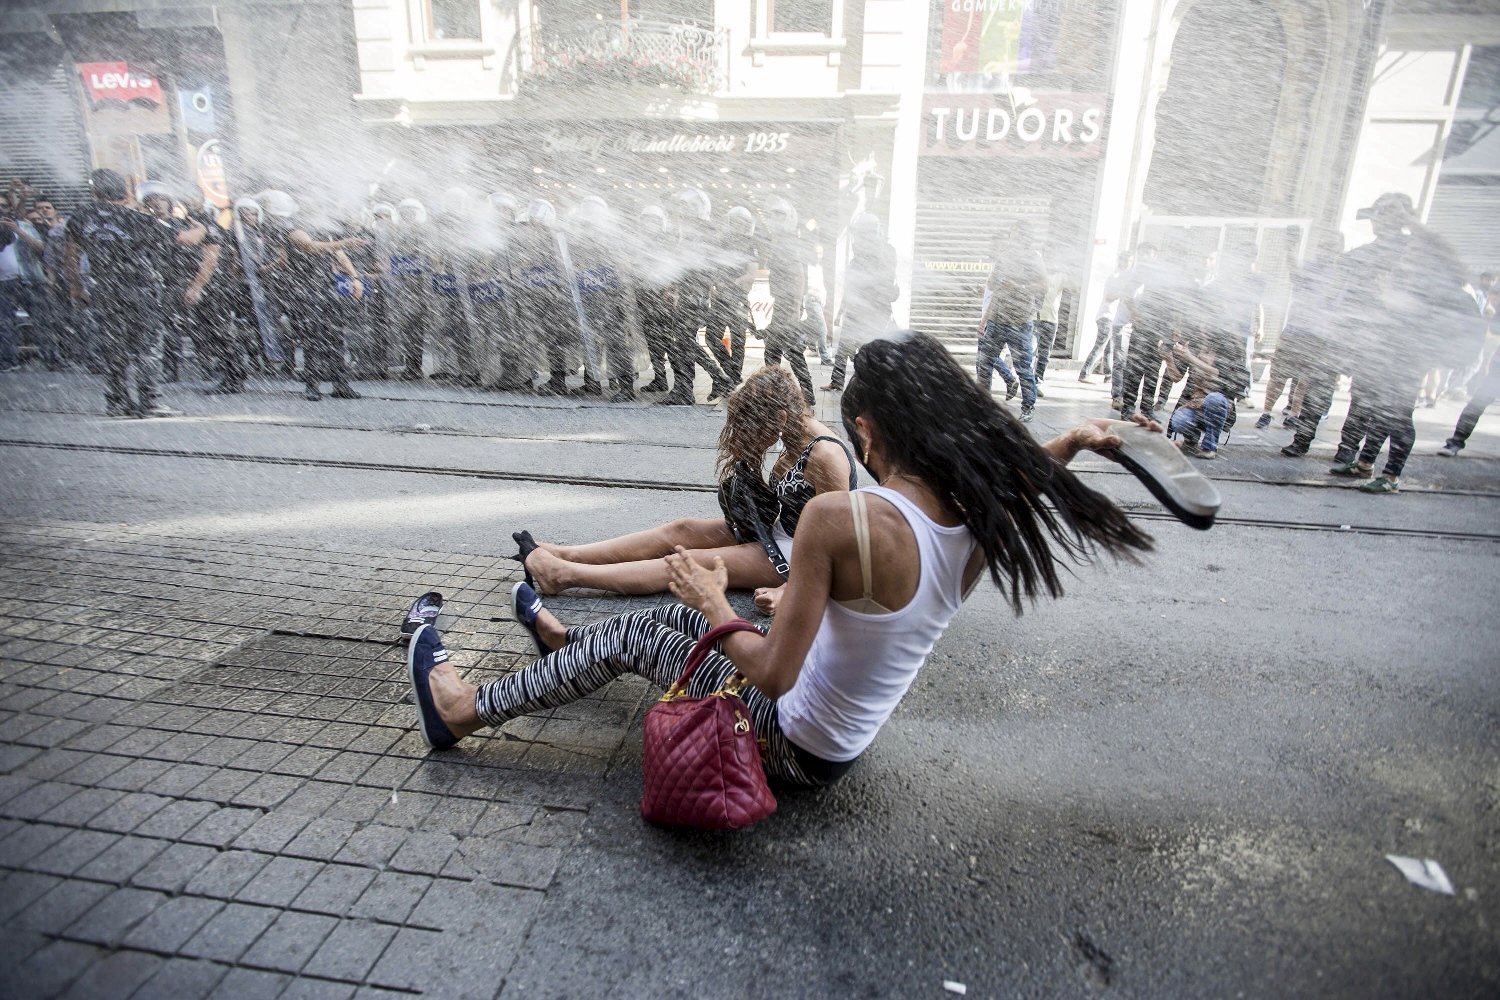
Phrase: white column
[
  {"left": 1075, "top": 0, "right": 1165, "bottom": 360},
  {"left": 884, "top": 0, "right": 931, "bottom": 327}
]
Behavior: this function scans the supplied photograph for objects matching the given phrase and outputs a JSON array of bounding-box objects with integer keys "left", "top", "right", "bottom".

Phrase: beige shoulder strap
[{"left": 849, "top": 490, "right": 874, "bottom": 603}]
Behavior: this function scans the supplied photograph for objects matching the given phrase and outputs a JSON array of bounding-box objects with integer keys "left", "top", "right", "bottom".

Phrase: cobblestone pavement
[{"left": 0, "top": 519, "right": 652, "bottom": 998}]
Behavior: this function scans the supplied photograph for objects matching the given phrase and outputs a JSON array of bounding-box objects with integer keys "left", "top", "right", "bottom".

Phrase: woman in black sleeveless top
[{"left": 516, "top": 367, "right": 854, "bottom": 600}]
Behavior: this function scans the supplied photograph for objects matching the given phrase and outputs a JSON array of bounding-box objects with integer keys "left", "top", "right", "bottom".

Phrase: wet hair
[
  {"left": 90, "top": 169, "right": 128, "bottom": 202},
  {"left": 716, "top": 366, "right": 808, "bottom": 484},
  {"left": 841, "top": 332, "right": 1153, "bottom": 613}
]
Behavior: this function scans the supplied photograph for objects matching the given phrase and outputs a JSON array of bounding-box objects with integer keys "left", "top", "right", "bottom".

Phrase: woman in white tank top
[{"left": 409, "top": 332, "right": 1155, "bottom": 788}]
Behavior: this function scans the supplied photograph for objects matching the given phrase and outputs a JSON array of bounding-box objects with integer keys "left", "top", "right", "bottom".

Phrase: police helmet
[
  {"left": 725, "top": 205, "right": 755, "bottom": 239},
  {"left": 487, "top": 192, "right": 520, "bottom": 222},
  {"left": 136, "top": 180, "right": 175, "bottom": 209},
  {"left": 764, "top": 197, "right": 798, "bottom": 235},
  {"left": 396, "top": 198, "right": 428, "bottom": 225},
  {"left": 668, "top": 187, "right": 711, "bottom": 222},
  {"left": 571, "top": 195, "right": 611, "bottom": 230},
  {"left": 639, "top": 205, "right": 670, "bottom": 234},
  {"left": 256, "top": 189, "right": 299, "bottom": 220},
  {"left": 525, "top": 198, "right": 556, "bottom": 226}
]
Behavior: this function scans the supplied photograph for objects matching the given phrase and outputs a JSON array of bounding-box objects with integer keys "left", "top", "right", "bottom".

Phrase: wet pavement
[{"left": 0, "top": 354, "right": 1497, "bottom": 997}]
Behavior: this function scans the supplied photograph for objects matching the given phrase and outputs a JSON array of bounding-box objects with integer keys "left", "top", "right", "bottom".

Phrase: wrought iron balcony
[{"left": 517, "top": 17, "right": 729, "bottom": 97}]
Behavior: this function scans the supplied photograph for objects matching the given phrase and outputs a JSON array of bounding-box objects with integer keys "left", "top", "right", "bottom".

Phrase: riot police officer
[
  {"left": 660, "top": 187, "right": 731, "bottom": 405},
  {"left": 391, "top": 197, "right": 433, "bottom": 381},
  {"left": 257, "top": 189, "right": 364, "bottom": 401},
  {"left": 512, "top": 199, "right": 580, "bottom": 395},
  {"left": 757, "top": 197, "right": 814, "bottom": 405},
  {"left": 633, "top": 204, "right": 677, "bottom": 394},
  {"left": 568, "top": 195, "right": 638, "bottom": 400}
]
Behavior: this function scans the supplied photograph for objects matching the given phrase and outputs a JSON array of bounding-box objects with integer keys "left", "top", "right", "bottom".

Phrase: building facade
[{"left": 1, "top": 0, "right": 1494, "bottom": 359}]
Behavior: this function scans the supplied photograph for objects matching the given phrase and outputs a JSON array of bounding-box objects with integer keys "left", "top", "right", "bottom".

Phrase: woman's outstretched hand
[
  {"left": 1048, "top": 415, "right": 1164, "bottom": 465},
  {"left": 666, "top": 546, "right": 729, "bottom": 614}
]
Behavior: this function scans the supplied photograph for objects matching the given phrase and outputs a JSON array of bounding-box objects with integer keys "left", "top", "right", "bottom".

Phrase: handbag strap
[
  {"left": 848, "top": 491, "right": 874, "bottom": 605},
  {"left": 734, "top": 474, "right": 790, "bottom": 580},
  {"left": 665, "top": 618, "right": 761, "bottom": 695}
]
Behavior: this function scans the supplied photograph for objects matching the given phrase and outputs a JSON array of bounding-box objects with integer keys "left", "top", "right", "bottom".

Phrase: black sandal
[
  {"left": 512, "top": 530, "right": 539, "bottom": 588},
  {"left": 1105, "top": 424, "right": 1221, "bottom": 530}
]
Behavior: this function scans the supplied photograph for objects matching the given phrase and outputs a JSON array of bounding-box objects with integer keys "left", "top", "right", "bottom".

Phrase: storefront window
[
  {"left": 425, "top": 0, "right": 481, "bottom": 42},
  {"left": 770, "top": 0, "right": 832, "bottom": 35}
]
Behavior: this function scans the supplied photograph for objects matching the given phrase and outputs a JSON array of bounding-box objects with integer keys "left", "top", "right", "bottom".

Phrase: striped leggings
[{"left": 473, "top": 603, "right": 821, "bottom": 786}]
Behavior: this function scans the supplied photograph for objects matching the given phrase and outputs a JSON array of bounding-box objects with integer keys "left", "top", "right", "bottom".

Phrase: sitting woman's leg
[
  {"left": 424, "top": 604, "right": 821, "bottom": 785},
  {"left": 544, "top": 517, "right": 735, "bottom": 564},
  {"left": 528, "top": 539, "right": 783, "bottom": 596}
]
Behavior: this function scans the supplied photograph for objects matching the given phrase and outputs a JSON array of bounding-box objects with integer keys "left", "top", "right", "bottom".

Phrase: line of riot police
[{"left": 215, "top": 182, "right": 860, "bottom": 406}]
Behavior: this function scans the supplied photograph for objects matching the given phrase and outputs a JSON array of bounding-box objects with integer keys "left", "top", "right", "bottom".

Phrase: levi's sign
[
  {"left": 79, "top": 62, "right": 164, "bottom": 105},
  {"left": 922, "top": 93, "right": 1106, "bottom": 159}
]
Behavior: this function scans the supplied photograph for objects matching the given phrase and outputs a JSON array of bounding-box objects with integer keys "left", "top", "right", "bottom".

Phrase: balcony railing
[{"left": 517, "top": 17, "right": 729, "bottom": 97}]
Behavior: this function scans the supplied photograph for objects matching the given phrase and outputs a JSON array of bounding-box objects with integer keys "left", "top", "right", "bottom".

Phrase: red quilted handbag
[{"left": 640, "top": 619, "right": 777, "bottom": 829}]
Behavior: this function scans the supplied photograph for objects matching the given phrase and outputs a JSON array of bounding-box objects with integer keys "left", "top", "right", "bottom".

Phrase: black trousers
[
  {"left": 582, "top": 292, "right": 634, "bottom": 388},
  {"left": 1119, "top": 324, "right": 1165, "bottom": 417},
  {"left": 433, "top": 296, "right": 480, "bottom": 383},
  {"left": 1447, "top": 364, "right": 1498, "bottom": 450},
  {"left": 201, "top": 286, "right": 249, "bottom": 388},
  {"left": 1289, "top": 356, "right": 1340, "bottom": 453},
  {"left": 1033, "top": 320, "right": 1058, "bottom": 382},
  {"left": 665, "top": 315, "right": 726, "bottom": 400},
  {"left": 761, "top": 316, "right": 814, "bottom": 406},
  {"left": 1336, "top": 364, "right": 1422, "bottom": 476},
  {"left": 704, "top": 304, "right": 748, "bottom": 384},
  {"left": 289, "top": 294, "right": 351, "bottom": 390},
  {"left": 635, "top": 308, "right": 674, "bottom": 385}
]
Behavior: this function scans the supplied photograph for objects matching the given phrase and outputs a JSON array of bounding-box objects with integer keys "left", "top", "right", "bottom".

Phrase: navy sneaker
[
  {"left": 400, "top": 591, "right": 444, "bottom": 638},
  {"left": 511, "top": 581, "right": 551, "bottom": 658},
  {"left": 406, "top": 623, "right": 458, "bottom": 750}
]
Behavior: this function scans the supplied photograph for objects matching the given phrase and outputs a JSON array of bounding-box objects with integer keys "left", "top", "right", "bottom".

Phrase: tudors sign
[
  {"left": 922, "top": 93, "right": 1106, "bottom": 159},
  {"left": 78, "top": 62, "right": 163, "bottom": 106}
]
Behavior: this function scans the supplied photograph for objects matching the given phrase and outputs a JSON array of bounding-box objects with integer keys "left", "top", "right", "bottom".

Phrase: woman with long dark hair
[
  {"left": 515, "top": 366, "right": 854, "bottom": 604},
  {"left": 407, "top": 332, "right": 1153, "bottom": 785}
]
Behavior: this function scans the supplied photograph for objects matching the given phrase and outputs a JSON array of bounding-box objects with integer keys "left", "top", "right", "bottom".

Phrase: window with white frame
[{"left": 423, "top": 0, "right": 482, "bottom": 41}]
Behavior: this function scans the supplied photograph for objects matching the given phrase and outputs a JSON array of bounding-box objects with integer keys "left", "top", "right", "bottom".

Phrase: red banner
[{"left": 78, "top": 62, "right": 163, "bottom": 106}]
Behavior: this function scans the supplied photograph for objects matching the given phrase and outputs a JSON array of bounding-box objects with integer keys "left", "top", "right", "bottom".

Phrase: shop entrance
[{"left": 909, "top": 196, "right": 1051, "bottom": 345}]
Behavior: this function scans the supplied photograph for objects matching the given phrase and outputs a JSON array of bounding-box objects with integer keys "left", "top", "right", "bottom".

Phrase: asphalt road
[{"left": 1, "top": 364, "right": 1496, "bottom": 998}]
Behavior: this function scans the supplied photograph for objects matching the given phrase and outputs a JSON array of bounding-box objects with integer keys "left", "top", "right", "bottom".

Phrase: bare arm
[
  {"left": 175, "top": 219, "right": 208, "bottom": 246},
  {"left": 14, "top": 224, "right": 44, "bottom": 256},
  {"left": 667, "top": 498, "right": 842, "bottom": 699},
  {"left": 331, "top": 248, "right": 363, "bottom": 298},
  {"left": 289, "top": 229, "right": 365, "bottom": 255},
  {"left": 803, "top": 439, "right": 855, "bottom": 496},
  {"left": 184, "top": 243, "right": 220, "bottom": 305}
]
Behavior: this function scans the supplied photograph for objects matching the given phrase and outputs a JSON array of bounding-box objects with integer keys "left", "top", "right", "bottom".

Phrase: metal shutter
[
  {"left": 0, "top": 53, "right": 91, "bottom": 212},
  {"left": 908, "top": 196, "right": 1051, "bottom": 344},
  {"left": 1426, "top": 182, "right": 1500, "bottom": 276}
]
